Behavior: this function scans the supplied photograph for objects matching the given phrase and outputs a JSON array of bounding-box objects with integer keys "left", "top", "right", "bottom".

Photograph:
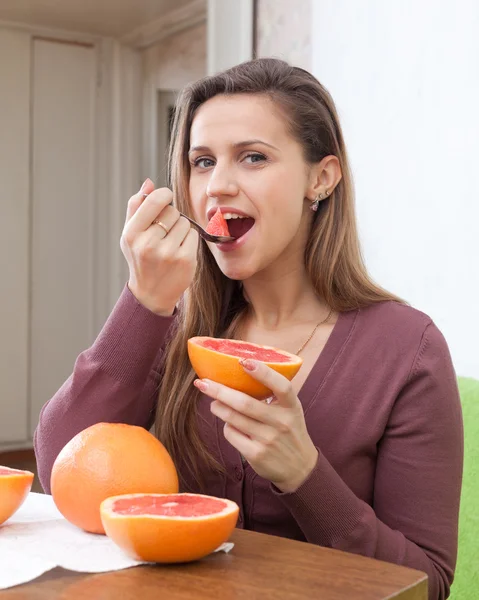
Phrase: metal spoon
[
  {"left": 142, "top": 194, "right": 235, "bottom": 243},
  {"left": 179, "top": 212, "right": 235, "bottom": 244}
]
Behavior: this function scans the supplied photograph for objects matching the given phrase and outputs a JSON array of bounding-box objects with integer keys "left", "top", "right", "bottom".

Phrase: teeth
[{"left": 223, "top": 213, "right": 246, "bottom": 220}]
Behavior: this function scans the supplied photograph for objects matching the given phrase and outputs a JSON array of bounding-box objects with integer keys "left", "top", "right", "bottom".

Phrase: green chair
[{"left": 450, "top": 377, "right": 479, "bottom": 599}]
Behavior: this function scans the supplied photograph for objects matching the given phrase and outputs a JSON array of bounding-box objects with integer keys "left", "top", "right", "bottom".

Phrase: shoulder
[
  {"left": 346, "top": 301, "right": 452, "bottom": 375},
  {"left": 346, "top": 303, "right": 460, "bottom": 421},
  {"left": 353, "top": 300, "right": 436, "bottom": 347},
  {"left": 356, "top": 300, "right": 432, "bottom": 334}
]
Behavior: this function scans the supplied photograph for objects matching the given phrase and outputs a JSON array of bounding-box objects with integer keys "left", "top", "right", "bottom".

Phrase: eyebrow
[{"left": 188, "top": 139, "right": 279, "bottom": 154}]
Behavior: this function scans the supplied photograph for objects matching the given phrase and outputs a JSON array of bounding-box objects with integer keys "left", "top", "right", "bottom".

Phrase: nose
[{"left": 206, "top": 163, "right": 239, "bottom": 199}]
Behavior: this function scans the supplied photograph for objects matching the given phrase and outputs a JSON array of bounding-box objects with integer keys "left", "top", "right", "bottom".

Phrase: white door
[
  {"left": 0, "top": 29, "right": 31, "bottom": 443},
  {"left": 0, "top": 33, "right": 97, "bottom": 445},
  {"left": 29, "top": 39, "right": 97, "bottom": 437}
]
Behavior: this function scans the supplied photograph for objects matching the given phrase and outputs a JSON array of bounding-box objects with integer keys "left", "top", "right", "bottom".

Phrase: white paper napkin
[{"left": 0, "top": 493, "right": 234, "bottom": 590}]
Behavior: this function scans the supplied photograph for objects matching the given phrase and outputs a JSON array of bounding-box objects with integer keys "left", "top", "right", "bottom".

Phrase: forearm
[{"left": 274, "top": 451, "right": 454, "bottom": 600}]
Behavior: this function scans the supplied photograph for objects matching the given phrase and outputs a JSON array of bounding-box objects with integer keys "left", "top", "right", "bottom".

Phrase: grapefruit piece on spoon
[{"left": 205, "top": 208, "right": 231, "bottom": 237}]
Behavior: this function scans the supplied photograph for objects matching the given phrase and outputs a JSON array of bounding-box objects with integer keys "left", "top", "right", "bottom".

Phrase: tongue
[{"left": 227, "top": 218, "right": 254, "bottom": 239}]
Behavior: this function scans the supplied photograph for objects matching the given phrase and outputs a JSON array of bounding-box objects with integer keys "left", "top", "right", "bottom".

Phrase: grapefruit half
[
  {"left": 188, "top": 336, "right": 303, "bottom": 399},
  {"left": 0, "top": 466, "right": 34, "bottom": 525},
  {"left": 100, "top": 492, "right": 239, "bottom": 563}
]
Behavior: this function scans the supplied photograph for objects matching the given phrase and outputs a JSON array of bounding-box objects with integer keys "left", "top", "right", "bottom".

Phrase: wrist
[
  {"left": 274, "top": 447, "right": 319, "bottom": 494},
  {"left": 127, "top": 282, "right": 176, "bottom": 316}
]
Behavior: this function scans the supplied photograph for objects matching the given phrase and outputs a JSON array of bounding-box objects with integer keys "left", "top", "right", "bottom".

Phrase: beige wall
[
  {"left": 140, "top": 22, "right": 207, "bottom": 182},
  {"left": 142, "top": 22, "right": 206, "bottom": 91},
  {"left": 255, "top": 0, "right": 311, "bottom": 70}
]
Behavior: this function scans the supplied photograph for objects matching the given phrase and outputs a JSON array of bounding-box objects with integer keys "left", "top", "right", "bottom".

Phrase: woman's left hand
[{"left": 194, "top": 358, "right": 319, "bottom": 493}]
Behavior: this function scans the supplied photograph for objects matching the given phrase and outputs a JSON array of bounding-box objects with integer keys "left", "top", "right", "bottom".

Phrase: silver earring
[
  {"left": 310, "top": 189, "right": 331, "bottom": 211},
  {"left": 310, "top": 193, "right": 323, "bottom": 212}
]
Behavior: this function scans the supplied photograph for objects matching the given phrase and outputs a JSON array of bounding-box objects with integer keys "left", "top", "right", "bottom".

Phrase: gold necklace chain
[
  {"left": 295, "top": 308, "right": 334, "bottom": 355},
  {"left": 236, "top": 308, "right": 333, "bottom": 356}
]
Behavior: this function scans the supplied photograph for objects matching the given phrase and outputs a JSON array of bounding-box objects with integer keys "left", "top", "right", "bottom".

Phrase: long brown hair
[{"left": 155, "top": 58, "right": 403, "bottom": 488}]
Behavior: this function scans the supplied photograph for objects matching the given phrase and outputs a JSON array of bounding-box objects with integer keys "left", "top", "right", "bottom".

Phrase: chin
[
  {"left": 220, "top": 266, "right": 254, "bottom": 281},
  {"left": 215, "top": 258, "right": 258, "bottom": 282}
]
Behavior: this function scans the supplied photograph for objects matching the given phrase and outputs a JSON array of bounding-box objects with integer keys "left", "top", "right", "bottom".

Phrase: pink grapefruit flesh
[
  {"left": 199, "top": 338, "right": 293, "bottom": 363},
  {"left": 0, "top": 467, "right": 29, "bottom": 476},
  {"left": 206, "top": 208, "right": 230, "bottom": 237},
  {"left": 111, "top": 494, "right": 228, "bottom": 517}
]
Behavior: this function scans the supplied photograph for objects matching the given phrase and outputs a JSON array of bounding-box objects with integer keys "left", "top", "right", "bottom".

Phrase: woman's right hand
[{"left": 120, "top": 178, "right": 199, "bottom": 316}]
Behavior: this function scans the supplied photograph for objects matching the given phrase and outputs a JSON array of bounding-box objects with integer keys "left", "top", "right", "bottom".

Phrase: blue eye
[
  {"left": 244, "top": 153, "right": 266, "bottom": 164},
  {"left": 192, "top": 152, "right": 267, "bottom": 169},
  {"left": 194, "top": 157, "right": 215, "bottom": 169}
]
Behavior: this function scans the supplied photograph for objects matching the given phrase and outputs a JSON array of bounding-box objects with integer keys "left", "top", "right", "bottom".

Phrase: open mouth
[
  {"left": 223, "top": 213, "right": 255, "bottom": 239},
  {"left": 206, "top": 208, "right": 255, "bottom": 240}
]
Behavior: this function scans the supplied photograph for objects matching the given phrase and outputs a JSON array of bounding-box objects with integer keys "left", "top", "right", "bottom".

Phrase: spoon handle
[
  {"left": 179, "top": 212, "right": 235, "bottom": 244},
  {"left": 142, "top": 194, "right": 234, "bottom": 243}
]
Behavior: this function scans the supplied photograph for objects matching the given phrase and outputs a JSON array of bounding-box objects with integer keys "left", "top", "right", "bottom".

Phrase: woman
[{"left": 34, "top": 58, "right": 463, "bottom": 600}]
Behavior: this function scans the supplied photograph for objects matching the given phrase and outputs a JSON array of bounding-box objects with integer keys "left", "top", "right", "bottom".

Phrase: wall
[
  {"left": 141, "top": 23, "right": 207, "bottom": 180},
  {"left": 207, "top": 0, "right": 253, "bottom": 74},
  {"left": 143, "top": 22, "right": 206, "bottom": 91},
  {"left": 255, "top": 0, "right": 311, "bottom": 69},
  {"left": 108, "top": 41, "right": 143, "bottom": 305},
  {"left": 312, "top": 0, "right": 479, "bottom": 379}
]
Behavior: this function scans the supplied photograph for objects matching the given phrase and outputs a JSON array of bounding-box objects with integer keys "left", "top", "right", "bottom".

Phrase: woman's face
[{"left": 188, "top": 93, "right": 314, "bottom": 281}]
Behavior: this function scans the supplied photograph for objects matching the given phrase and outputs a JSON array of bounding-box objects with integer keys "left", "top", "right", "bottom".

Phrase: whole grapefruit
[{"left": 50, "top": 423, "right": 179, "bottom": 534}]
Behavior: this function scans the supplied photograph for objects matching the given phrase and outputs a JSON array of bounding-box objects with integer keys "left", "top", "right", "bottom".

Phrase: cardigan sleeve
[
  {"left": 273, "top": 322, "right": 464, "bottom": 600},
  {"left": 33, "top": 284, "right": 177, "bottom": 494}
]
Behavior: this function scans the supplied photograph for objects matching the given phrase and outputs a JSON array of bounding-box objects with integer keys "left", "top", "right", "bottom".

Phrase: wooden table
[{"left": 3, "top": 528, "right": 427, "bottom": 599}]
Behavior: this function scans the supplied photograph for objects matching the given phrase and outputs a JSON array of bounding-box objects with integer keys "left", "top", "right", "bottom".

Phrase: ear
[{"left": 306, "top": 155, "right": 342, "bottom": 201}]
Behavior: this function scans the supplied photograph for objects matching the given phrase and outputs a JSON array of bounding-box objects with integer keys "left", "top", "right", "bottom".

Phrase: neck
[{"left": 241, "top": 261, "right": 326, "bottom": 331}]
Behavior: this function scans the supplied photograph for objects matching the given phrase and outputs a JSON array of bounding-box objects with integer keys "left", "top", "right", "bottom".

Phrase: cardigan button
[{"left": 234, "top": 466, "right": 243, "bottom": 481}]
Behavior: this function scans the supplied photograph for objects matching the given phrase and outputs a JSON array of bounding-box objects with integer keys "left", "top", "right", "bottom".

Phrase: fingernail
[
  {"left": 140, "top": 178, "right": 150, "bottom": 192},
  {"left": 240, "top": 358, "right": 258, "bottom": 371},
  {"left": 194, "top": 379, "right": 208, "bottom": 392}
]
